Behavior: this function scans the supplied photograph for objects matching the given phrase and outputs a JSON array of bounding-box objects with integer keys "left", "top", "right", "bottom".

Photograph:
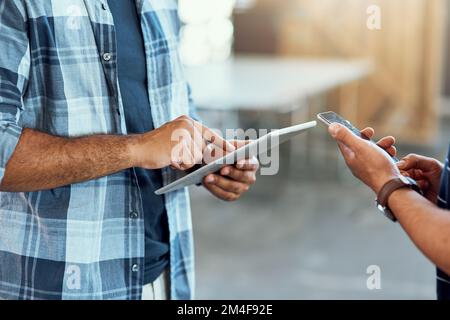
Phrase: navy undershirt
[
  {"left": 107, "top": 0, "right": 169, "bottom": 284},
  {"left": 437, "top": 145, "right": 450, "bottom": 300}
]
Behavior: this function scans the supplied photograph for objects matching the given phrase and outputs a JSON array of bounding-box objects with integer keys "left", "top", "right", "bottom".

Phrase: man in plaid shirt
[{"left": 0, "top": 0, "right": 258, "bottom": 300}]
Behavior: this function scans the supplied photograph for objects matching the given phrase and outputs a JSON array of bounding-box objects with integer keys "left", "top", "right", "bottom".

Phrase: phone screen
[
  {"left": 317, "top": 111, "right": 398, "bottom": 162},
  {"left": 317, "top": 111, "right": 369, "bottom": 140}
]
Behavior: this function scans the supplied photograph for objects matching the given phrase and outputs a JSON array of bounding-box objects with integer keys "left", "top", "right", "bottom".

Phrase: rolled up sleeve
[
  {"left": 0, "top": 0, "right": 29, "bottom": 183},
  {"left": 187, "top": 82, "right": 201, "bottom": 122}
]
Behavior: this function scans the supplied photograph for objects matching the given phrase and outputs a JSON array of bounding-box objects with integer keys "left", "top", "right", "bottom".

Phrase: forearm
[
  {"left": 389, "top": 189, "right": 450, "bottom": 274},
  {"left": 1, "top": 128, "right": 140, "bottom": 192}
]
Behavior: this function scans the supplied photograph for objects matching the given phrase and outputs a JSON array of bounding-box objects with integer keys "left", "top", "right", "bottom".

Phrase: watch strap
[{"left": 377, "top": 178, "right": 411, "bottom": 208}]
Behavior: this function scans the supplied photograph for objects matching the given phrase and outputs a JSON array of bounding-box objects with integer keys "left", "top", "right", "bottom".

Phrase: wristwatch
[{"left": 376, "top": 176, "right": 422, "bottom": 222}]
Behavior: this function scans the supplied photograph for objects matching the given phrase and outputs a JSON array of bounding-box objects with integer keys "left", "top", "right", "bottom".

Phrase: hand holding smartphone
[{"left": 317, "top": 111, "right": 399, "bottom": 163}]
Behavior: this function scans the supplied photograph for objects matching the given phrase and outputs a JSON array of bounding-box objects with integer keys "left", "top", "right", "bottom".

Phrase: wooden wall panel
[{"left": 275, "top": 0, "right": 445, "bottom": 143}]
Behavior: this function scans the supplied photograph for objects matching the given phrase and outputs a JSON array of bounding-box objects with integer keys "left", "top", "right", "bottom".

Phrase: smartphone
[{"left": 317, "top": 111, "right": 399, "bottom": 163}]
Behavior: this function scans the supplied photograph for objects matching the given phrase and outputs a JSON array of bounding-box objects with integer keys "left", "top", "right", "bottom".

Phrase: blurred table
[
  {"left": 185, "top": 55, "right": 373, "bottom": 184},
  {"left": 185, "top": 55, "right": 373, "bottom": 113}
]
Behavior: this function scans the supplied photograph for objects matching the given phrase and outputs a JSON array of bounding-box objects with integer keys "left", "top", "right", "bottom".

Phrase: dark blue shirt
[
  {"left": 437, "top": 145, "right": 450, "bottom": 300},
  {"left": 107, "top": 0, "right": 169, "bottom": 284}
]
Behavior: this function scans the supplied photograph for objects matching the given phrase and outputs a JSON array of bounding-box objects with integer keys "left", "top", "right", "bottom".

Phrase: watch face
[
  {"left": 377, "top": 203, "right": 386, "bottom": 212},
  {"left": 375, "top": 201, "right": 397, "bottom": 222}
]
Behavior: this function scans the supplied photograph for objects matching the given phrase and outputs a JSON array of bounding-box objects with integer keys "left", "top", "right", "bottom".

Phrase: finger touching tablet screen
[{"left": 155, "top": 120, "right": 317, "bottom": 195}]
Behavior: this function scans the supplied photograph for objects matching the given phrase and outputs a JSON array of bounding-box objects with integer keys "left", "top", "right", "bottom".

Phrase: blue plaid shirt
[{"left": 0, "top": 0, "right": 195, "bottom": 300}]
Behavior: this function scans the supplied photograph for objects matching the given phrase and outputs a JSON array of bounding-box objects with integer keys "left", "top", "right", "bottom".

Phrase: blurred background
[{"left": 180, "top": 0, "right": 450, "bottom": 299}]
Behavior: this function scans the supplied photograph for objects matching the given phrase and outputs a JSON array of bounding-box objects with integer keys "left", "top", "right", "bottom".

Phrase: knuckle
[
  {"left": 403, "top": 154, "right": 413, "bottom": 159},
  {"left": 177, "top": 117, "right": 194, "bottom": 128},
  {"left": 432, "top": 159, "right": 442, "bottom": 168},
  {"left": 235, "top": 171, "right": 246, "bottom": 181},
  {"left": 177, "top": 115, "right": 190, "bottom": 121},
  {"left": 335, "top": 129, "right": 344, "bottom": 140},
  {"left": 338, "top": 128, "right": 348, "bottom": 139},
  {"left": 230, "top": 184, "right": 241, "bottom": 193},
  {"left": 227, "top": 167, "right": 236, "bottom": 176}
]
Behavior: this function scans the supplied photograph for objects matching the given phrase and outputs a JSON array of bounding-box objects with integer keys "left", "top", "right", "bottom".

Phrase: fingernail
[
  {"left": 397, "top": 160, "right": 405, "bottom": 168},
  {"left": 206, "top": 175, "right": 215, "bottom": 183},
  {"left": 222, "top": 168, "right": 230, "bottom": 175}
]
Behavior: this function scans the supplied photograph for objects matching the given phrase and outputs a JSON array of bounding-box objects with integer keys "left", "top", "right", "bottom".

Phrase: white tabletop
[{"left": 185, "top": 55, "right": 373, "bottom": 112}]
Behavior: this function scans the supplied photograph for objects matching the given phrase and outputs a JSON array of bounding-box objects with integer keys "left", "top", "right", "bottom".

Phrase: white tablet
[{"left": 155, "top": 120, "right": 317, "bottom": 195}]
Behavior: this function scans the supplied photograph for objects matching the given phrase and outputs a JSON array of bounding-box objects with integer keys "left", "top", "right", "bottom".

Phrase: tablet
[{"left": 155, "top": 120, "right": 317, "bottom": 195}]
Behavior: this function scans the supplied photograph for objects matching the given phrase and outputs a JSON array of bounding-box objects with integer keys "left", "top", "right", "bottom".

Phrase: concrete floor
[{"left": 188, "top": 117, "right": 450, "bottom": 300}]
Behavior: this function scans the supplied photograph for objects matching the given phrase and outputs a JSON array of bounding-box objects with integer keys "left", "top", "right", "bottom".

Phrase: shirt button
[
  {"left": 130, "top": 211, "right": 139, "bottom": 219},
  {"left": 132, "top": 264, "right": 139, "bottom": 273},
  {"left": 102, "top": 52, "right": 112, "bottom": 62}
]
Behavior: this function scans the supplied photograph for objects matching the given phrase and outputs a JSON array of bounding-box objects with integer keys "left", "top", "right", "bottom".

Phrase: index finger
[
  {"left": 377, "top": 136, "right": 396, "bottom": 149},
  {"left": 360, "top": 127, "right": 374, "bottom": 140},
  {"left": 194, "top": 121, "right": 235, "bottom": 152}
]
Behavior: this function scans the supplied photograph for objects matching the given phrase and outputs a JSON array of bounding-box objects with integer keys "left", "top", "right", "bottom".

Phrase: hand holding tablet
[{"left": 155, "top": 121, "right": 317, "bottom": 195}]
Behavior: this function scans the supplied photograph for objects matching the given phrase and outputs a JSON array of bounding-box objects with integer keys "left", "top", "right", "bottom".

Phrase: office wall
[{"left": 235, "top": 0, "right": 447, "bottom": 143}]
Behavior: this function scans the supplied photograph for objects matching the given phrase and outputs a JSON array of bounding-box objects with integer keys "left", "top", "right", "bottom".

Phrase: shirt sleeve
[
  {"left": 0, "top": 0, "right": 30, "bottom": 183},
  {"left": 186, "top": 82, "right": 201, "bottom": 122}
]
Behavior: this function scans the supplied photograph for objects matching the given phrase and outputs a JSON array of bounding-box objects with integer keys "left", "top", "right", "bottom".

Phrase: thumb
[
  {"left": 329, "top": 123, "right": 362, "bottom": 151},
  {"left": 397, "top": 154, "right": 437, "bottom": 172}
]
